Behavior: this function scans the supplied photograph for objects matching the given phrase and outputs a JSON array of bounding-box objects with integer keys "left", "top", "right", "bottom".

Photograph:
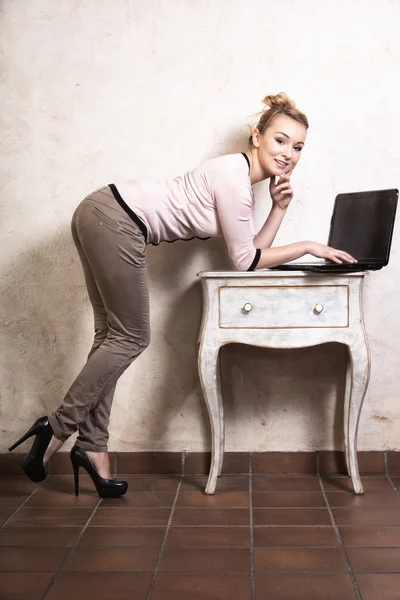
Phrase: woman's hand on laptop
[{"left": 306, "top": 242, "right": 357, "bottom": 264}]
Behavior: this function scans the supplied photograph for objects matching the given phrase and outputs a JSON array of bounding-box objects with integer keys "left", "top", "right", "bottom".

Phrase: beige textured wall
[{"left": 1, "top": 0, "right": 399, "bottom": 453}]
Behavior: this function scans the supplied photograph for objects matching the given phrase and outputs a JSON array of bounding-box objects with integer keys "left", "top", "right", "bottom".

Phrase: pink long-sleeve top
[{"left": 112, "top": 152, "right": 261, "bottom": 271}]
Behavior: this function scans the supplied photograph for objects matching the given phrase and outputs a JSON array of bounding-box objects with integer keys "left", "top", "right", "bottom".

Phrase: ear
[{"left": 252, "top": 128, "right": 261, "bottom": 148}]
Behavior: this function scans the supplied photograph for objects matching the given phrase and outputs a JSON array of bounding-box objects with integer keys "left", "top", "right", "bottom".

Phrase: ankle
[
  {"left": 43, "top": 436, "right": 64, "bottom": 466},
  {"left": 86, "top": 451, "right": 111, "bottom": 479}
]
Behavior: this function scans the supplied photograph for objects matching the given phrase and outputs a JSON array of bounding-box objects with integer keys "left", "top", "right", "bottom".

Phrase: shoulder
[{"left": 198, "top": 153, "right": 250, "bottom": 177}]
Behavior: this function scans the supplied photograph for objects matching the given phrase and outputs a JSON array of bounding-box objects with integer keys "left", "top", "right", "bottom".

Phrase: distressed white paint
[
  {"left": 198, "top": 271, "right": 370, "bottom": 493},
  {"left": 1, "top": 0, "right": 399, "bottom": 453}
]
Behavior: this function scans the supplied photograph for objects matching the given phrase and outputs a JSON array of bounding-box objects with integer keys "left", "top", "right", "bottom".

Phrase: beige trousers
[{"left": 48, "top": 186, "right": 150, "bottom": 451}]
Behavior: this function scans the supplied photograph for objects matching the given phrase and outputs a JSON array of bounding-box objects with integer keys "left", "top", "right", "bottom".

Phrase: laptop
[{"left": 270, "top": 188, "right": 398, "bottom": 273}]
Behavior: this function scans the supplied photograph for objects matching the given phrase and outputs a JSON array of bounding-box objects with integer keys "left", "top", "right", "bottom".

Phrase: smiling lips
[{"left": 275, "top": 159, "right": 289, "bottom": 169}]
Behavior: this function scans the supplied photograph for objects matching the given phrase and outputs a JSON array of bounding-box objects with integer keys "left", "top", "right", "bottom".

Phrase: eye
[
  {"left": 275, "top": 138, "right": 285, "bottom": 145},
  {"left": 294, "top": 145, "right": 303, "bottom": 152}
]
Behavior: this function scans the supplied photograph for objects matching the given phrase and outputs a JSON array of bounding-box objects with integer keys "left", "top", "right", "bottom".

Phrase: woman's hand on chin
[{"left": 269, "top": 169, "right": 294, "bottom": 210}]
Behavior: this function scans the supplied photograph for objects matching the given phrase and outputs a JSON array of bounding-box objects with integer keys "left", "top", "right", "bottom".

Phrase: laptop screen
[{"left": 328, "top": 189, "right": 398, "bottom": 263}]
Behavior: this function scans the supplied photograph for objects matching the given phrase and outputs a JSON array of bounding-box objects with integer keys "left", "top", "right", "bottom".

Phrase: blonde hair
[{"left": 249, "top": 92, "right": 309, "bottom": 145}]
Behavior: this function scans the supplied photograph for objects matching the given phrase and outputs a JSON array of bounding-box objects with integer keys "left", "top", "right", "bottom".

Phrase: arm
[
  {"left": 256, "top": 241, "right": 357, "bottom": 269},
  {"left": 253, "top": 205, "right": 287, "bottom": 248},
  {"left": 253, "top": 172, "right": 293, "bottom": 248}
]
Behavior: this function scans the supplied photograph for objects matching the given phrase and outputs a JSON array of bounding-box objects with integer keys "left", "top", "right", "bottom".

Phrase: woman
[{"left": 9, "top": 93, "right": 356, "bottom": 497}]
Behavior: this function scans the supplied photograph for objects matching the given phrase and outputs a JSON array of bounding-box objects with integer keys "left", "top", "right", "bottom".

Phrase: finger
[
  {"left": 278, "top": 173, "right": 290, "bottom": 183},
  {"left": 332, "top": 249, "right": 357, "bottom": 263},
  {"left": 330, "top": 255, "right": 343, "bottom": 264},
  {"left": 286, "top": 168, "right": 294, "bottom": 176},
  {"left": 275, "top": 181, "right": 292, "bottom": 191}
]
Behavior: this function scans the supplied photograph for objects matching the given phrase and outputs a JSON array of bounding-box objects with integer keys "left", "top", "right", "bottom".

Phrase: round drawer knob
[
  {"left": 314, "top": 303, "right": 324, "bottom": 314},
  {"left": 243, "top": 303, "right": 253, "bottom": 313}
]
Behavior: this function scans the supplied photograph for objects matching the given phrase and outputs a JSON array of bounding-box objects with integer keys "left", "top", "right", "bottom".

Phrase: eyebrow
[{"left": 274, "top": 131, "right": 305, "bottom": 145}]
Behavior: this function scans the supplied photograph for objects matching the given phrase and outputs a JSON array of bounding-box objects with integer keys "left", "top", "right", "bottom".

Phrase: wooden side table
[{"left": 197, "top": 270, "right": 371, "bottom": 495}]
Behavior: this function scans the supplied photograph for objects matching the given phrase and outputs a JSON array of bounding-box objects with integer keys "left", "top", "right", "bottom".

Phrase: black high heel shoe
[
  {"left": 70, "top": 445, "right": 128, "bottom": 498},
  {"left": 8, "top": 416, "right": 53, "bottom": 482}
]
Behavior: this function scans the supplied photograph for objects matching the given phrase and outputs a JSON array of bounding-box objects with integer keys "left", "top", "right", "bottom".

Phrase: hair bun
[{"left": 262, "top": 92, "right": 296, "bottom": 111}]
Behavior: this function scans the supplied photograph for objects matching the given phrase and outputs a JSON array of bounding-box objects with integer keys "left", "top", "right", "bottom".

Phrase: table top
[{"left": 197, "top": 269, "right": 366, "bottom": 279}]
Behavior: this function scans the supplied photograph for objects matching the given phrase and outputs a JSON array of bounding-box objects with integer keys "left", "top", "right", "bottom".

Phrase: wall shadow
[{"left": 0, "top": 227, "right": 87, "bottom": 451}]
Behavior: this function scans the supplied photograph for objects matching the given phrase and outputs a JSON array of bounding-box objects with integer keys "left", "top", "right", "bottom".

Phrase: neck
[{"left": 244, "top": 148, "right": 271, "bottom": 185}]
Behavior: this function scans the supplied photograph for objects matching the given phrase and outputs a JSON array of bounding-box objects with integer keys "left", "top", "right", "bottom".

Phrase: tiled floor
[{"left": 1, "top": 472, "right": 400, "bottom": 600}]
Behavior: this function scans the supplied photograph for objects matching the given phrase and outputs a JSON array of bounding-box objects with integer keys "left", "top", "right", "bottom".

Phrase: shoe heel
[
  {"left": 73, "top": 463, "right": 80, "bottom": 496},
  {"left": 8, "top": 422, "right": 40, "bottom": 452}
]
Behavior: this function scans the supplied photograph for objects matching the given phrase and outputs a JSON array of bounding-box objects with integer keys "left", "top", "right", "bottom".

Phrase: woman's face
[{"left": 252, "top": 114, "right": 307, "bottom": 177}]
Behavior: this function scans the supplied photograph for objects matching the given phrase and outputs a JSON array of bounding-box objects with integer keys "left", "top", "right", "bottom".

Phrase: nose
[{"left": 282, "top": 146, "right": 293, "bottom": 160}]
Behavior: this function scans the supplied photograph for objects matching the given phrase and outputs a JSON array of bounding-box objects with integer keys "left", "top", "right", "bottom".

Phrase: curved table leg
[
  {"left": 198, "top": 340, "right": 223, "bottom": 494},
  {"left": 217, "top": 355, "right": 225, "bottom": 477},
  {"left": 344, "top": 342, "right": 371, "bottom": 494},
  {"left": 343, "top": 352, "right": 352, "bottom": 477}
]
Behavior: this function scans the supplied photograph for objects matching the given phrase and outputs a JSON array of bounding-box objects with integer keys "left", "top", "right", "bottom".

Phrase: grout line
[
  {"left": 1, "top": 476, "right": 47, "bottom": 528},
  {"left": 318, "top": 475, "right": 362, "bottom": 600},
  {"left": 249, "top": 452, "right": 255, "bottom": 600},
  {"left": 144, "top": 475, "right": 183, "bottom": 600},
  {"left": 40, "top": 495, "right": 103, "bottom": 600},
  {"left": 386, "top": 472, "right": 400, "bottom": 494},
  {"left": 181, "top": 452, "right": 185, "bottom": 475}
]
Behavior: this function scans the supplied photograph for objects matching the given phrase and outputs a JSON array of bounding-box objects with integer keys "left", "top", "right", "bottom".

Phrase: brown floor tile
[
  {"left": 0, "top": 527, "right": 80, "bottom": 547},
  {"left": 45, "top": 572, "right": 152, "bottom": 600},
  {"left": 318, "top": 451, "right": 384, "bottom": 475},
  {"left": 0, "top": 496, "right": 29, "bottom": 508},
  {"left": 159, "top": 547, "right": 250, "bottom": 572},
  {"left": 317, "top": 451, "right": 347, "bottom": 475},
  {"left": 114, "top": 475, "right": 180, "bottom": 492},
  {"left": 185, "top": 452, "right": 249, "bottom": 474},
  {"left": 90, "top": 507, "right": 171, "bottom": 526},
  {"left": 151, "top": 573, "right": 252, "bottom": 600},
  {"left": 253, "top": 476, "right": 321, "bottom": 492},
  {"left": 79, "top": 526, "right": 165, "bottom": 547},
  {"left": 176, "top": 491, "right": 249, "bottom": 508},
  {"left": 172, "top": 508, "right": 249, "bottom": 526},
  {"left": 347, "top": 548, "right": 400, "bottom": 573},
  {"left": 38, "top": 474, "right": 94, "bottom": 494},
  {"left": 332, "top": 507, "right": 400, "bottom": 526},
  {"left": 322, "top": 476, "right": 393, "bottom": 492},
  {"left": 254, "top": 526, "right": 338, "bottom": 547},
  {"left": 326, "top": 490, "right": 400, "bottom": 507},
  {"left": 167, "top": 526, "right": 250, "bottom": 547},
  {"left": 182, "top": 475, "right": 249, "bottom": 492},
  {"left": 24, "top": 490, "right": 99, "bottom": 508},
  {"left": 252, "top": 492, "right": 325, "bottom": 508},
  {"left": 116, "top": 452, "right": 182, "bottom": 474},
  {"left": 253, "top": 508, "right": 331, "bottom": 526},
  {"left": 0, "top": 573, "right": 52, "bottom": 600},
  {"left": 0, "top": 475, "right": 39, "bottom": 495},
  {"left": 387, "top": 452, "right": 400, "bottom": 474},
  {"left": 0, "top": 507, "right": 16, "bottom": 525},
  {"left": 0, "top": 546, "right": 69, "bottom": 572},
  {"left": 391, "top": 477, "right": 400, "bottom": 490},
  {"left": 252, "top": 452, "right": 316, "bottom": 474},
  {"left": 48, "top": 452, "right": 74, "bottom": 474},
  {"left": 100, "top": 490, "right": 176, "bottom": 508},
  {"left": 5, "top": 507, "right": 93, "bottom": 527},
  {"left": 62, "top": 546, "right": 158, "bottom": 572},
  {"left": 339, "top": 526, "right": 400, "bottom": 547},
  {"left": 254, "top": 548, "right": 346, "bottom": 572},
  {"left": 255, "top": 573, "right": 357, "bottom": 599},
  {"left": 0, "top": 454, "right": 28, "bottom": 475},
  {"left": 355, "top": 574, "right": 400, "bottom": 600}
]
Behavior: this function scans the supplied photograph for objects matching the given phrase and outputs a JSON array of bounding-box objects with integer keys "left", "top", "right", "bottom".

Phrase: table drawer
[{"left": 219, "top": 285, "right": 349, "bottom": 328}]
